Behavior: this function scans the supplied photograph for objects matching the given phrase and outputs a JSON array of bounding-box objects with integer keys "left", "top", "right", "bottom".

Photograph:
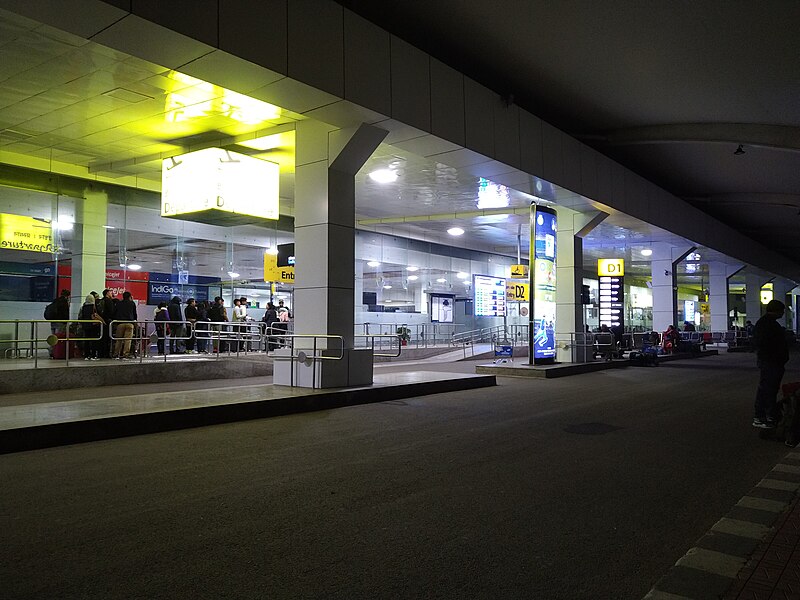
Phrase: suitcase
[{"left": 51, "top": 332, "right": 80, "bottom": 360}]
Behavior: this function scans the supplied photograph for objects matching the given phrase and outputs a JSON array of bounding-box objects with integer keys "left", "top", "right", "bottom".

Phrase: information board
[
  {"left": 473, "top": 275, "right": 506, "bottom": 317},
  {"left": 598, "top": 275, "right": 624, "bottom": 328},
  {"left": 532, "top": 206, "right": 557, "bottom": 362},
  {"left": 430, "top": 294, "right": 454, "bottom": 322}
]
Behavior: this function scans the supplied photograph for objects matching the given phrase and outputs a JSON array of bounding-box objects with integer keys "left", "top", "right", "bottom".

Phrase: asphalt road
[{"left": 2, "top": 352, "right": 798, "bottom": 599}]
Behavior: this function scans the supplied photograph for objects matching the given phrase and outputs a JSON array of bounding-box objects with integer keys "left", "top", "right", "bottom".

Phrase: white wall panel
[
  {"left": 343, "top": 10, "right": 390, "bottom": 116},
  {"left": 390, "top": 36, "right": 431, "bottom": 132},
  {"left": 519, "top": 110, "right": 543, "bottom": 177},
  {"left": 220, "top": 0, "right": 288, "bottom": 75},
  {"left": 580, "top": 144, "right": 599, "bottom": 201},
  {"left": 464, "top": 78, "right": 494, "bottom": 157},
  {"left": 287, "top": 0, "right": 344, "bottom": 97},
  {"left": 561, "top": 135, "right": 582, "bottom": 193},
  {"left": 430, "top": 59, "right": 465, "bottom": 146},
  {"left": 595, "top": 153, "right": 613, "bottom": 206},
  {"left": 611, "top": 161, "right": 627, "bottom": 214},
  {"left": 541, "top": 121, "right": 564, "bottom": 187},
  {"left": 179, "top": 50, "right": 284, "bottom": 95}
]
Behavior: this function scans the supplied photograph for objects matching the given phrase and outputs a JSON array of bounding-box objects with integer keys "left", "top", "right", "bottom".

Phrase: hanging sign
[
  {"left": 0, "top": 213, "right": 58, "bottom": 253},
  {"left": 597, "top": 258, "right": 625, "bottom": 277},
  {"left": 506, "top": 281, "right": 529, "bottom": 302},
  {"left": 510, "top": 264, "right": 528, "bottom": 279}
]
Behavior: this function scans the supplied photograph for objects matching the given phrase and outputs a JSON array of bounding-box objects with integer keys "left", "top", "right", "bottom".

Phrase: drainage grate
[{"left": 563, "top": 422, "right": 622, "bottom": 435}]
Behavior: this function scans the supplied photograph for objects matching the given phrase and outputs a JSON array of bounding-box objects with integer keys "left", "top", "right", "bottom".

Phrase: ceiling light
[
  {"left": 734, "top": 144, "right": 745, "bottom": 155},
  {"left": 368, "top": 169, "right": 398, "bottom": 184},
  {"left": 102, "top": 225, "right": 116, "bottom": 230},
  {"left": 227, "top": 271, "right": 240, "bottom": 278},
  {"left": 437, "top": 278, "right": 447, "bottom": 283},
  {"left": 265, "top": 247, "right": 279, "bottom": 255},
  {"left": 126, "top": 264, "right": 142, "bottom": 271},
  {"left": 457, "top": 272, "right": 469, "bottom": 279},
  {"left": 408, "top": 275, "right": 419, "bottom": 281},
  {"left": 641, "top": 249, "right": 653, "bottom": 257},
  {"left": 367, "top": 261, "right": 380, "bottom": 267},
  {"left": 406, "top": 266, "right": 419, "bottom": 272},
  {"left": 447, "top": 227, "right": 465, "bottom": 236},
  {"left": 53, "top": 218, "right": 74, "bottom": 232},
  {"left": 383, "top": 284, "right": 392, "bottom": 289},
  {"left": 385, "top": 299, "right": 392, "bottom": 303}
]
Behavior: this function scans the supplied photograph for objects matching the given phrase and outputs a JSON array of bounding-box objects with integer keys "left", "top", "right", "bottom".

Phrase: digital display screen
[
  {"left": 599, "top": 275, "right": 624, "bottom": 328},
  {"left": 474, "top": 275, "right": 506, "bottom": 317},
  {"left": 430, "top": 294, "right": 454, "bottom": 322},
  {"left": 532, "top": 206, "right": 557, "bottom": 361},
  {"left": 277, "top": 243, "right": 295, "bottom": 267}
]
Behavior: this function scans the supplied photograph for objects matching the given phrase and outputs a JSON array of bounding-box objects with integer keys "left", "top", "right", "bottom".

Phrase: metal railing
[
  {"left": 354, "top": 334, "right": 402, "bottom": 357},
  {"left": 0, "top": 319, "right": 105, "bottom": 367},
  {"left": 272, "top": 334, "right": 345, "bottom": 388},
  {"left": 356, "top": 322, "right": 464, "bottom": 348}
]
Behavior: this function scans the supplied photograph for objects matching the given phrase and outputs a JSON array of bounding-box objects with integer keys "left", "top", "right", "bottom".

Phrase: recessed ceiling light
[
  {"left": 265, "top": 247, "right": 279, "bottom": 255},
  {"left": 406, "top": 266, "right": 419, "bottom": 272},
  {"left": 102, "top": 225, "right": 116, "bottom": 230},
  {"left": 447, "top": 227, "right": 465, "bottom": 236},
  {"left": 641, "top": 249, "right": 653, "bottom": 257},
  {"left": 227, "top": 271, "right": 240, "bottom": 278},
  {"left": 367, "top": 261, "right": 380, "bottom": 267},
  {"left": 383, "top": 284, "right": 392, "bottom": 289},
  {"left": 53, "top": 218, "right": 74, "bottom": 232},
  {"left": 368, "top": 169, "right": 398, "bottom": 184},
  {"left": 126, "top": 264, "right": 141, "bottom": 271},
  {"left": 408, "top": 275, "right": 418, "bottom": 281},
  {"left": 456, "top": 272, "right": 469, "bottom": 279},
  {"left": 437, "top": 278, "right": 447, "bottom": 283},
  {"left": 385, "top": 299, "right": 392, "bottom": 303}
]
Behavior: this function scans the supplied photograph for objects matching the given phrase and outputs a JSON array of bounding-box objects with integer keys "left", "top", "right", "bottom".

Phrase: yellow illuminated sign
[
  {"left": 506, "top": 281, "right": 529, "bottom": 302},
  {"left": 598, "top": 258, "right": 625, "bottom": 277},
  {"left": 0, "top": 213, "right": 57, "bottom": 253},
  {"left": 161, "top": 148, "right": 279, "bottom": 223},
  {"left": 761, "top": 285, "right": 774, "bottom": 305},
  {"left": 264, "top": 253, "right": 294, "bottom": 285},
  {"left": 510, "top": 264, "right": 528, "bottom": 279}
]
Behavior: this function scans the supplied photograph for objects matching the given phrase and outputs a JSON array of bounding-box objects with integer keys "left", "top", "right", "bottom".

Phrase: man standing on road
[{"left": 752, "top": 299, "right": 790, "bottom": 429}]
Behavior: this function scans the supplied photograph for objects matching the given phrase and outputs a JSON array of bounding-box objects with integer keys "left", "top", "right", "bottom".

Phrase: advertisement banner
[{"left": 531, "top": 206, "right": 557, "bottom": 362}]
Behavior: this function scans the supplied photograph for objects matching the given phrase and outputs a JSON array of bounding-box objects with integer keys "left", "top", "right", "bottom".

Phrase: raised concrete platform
[
  {"left": 476, "top": 350, "right": 719, "bottom": 378},
  {"left": 0, "top": 370, "right": 496, "bottom": 453},
  {"left": 0, "top": 355, "right": 274, "bottom": 395}
]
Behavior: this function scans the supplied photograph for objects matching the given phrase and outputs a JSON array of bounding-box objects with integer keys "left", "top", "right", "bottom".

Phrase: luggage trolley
[{"left": 493, "top": 340, "right": 514, "bottom": 364}]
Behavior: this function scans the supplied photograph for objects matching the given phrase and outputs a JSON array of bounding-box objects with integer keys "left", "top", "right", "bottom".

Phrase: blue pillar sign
[{"left": 529, "top": 205, "right": 557, "bottom": 364}]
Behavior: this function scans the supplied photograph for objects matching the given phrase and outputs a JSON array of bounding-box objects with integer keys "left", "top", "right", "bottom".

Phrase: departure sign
[
  {"left": 531, "top": 206, "right": 557, "bottom": 363},
  {"left": 598, "top": 275, "right": 624, "bottom": 328},
  {"left": 474, "top": 275, "right": 506, "bottom": 316}
]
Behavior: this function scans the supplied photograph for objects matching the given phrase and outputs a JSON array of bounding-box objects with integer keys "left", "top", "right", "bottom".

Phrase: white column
[
  {"left": 554, "top": 207, "right": 607, "bottom": 362},
  {"left": 651, "top": 243, "right": 694, "bottom": 332},
  {"left": 71, "top": 190, "right": 108, "bottom": 303},
  {"left": 707, "top": 262, "right": 742, "bottom": 331},
  {"left": 276, "top": 121, "right": 387, "bottom": 388}
]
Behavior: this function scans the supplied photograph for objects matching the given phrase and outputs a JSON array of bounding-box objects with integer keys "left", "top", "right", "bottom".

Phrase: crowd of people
[{"left": 44, "top": 289, "right": 292, "bottom": 360}]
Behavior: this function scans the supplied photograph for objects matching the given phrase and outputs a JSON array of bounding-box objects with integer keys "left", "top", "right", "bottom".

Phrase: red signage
[{"left": 57, "top": 265, "right": 149, "bottom": 303}]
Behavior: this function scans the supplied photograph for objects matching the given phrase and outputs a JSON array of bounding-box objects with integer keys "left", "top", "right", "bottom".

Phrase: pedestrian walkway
[{"left": 645, "top": 451, "right": 800, "bottom": 600}]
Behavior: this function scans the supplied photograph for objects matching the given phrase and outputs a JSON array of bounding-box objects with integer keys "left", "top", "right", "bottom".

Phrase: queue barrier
[
  {"left": 271, "top": 334, "right": 345, "bottom": 388},
  {"left": 0, "top": 319, "right": 105, "bottom": 367}
]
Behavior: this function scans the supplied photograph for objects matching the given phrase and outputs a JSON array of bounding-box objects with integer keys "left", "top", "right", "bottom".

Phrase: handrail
[
  {"left": 354, "top": 334, "right": 402, "bottom": 357},
  {"left": 0, "top": 319, "right": 105, "bottom": 366}
]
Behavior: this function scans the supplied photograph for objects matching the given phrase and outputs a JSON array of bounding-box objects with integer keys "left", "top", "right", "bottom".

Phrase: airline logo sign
[
  {"left": 509, "top": 264, "right": 528, "bottom": 279},
  {"left": 505, "top": 281, "right": 529, "bottom": 302},
  {"left": 264, "top": 253, "right": 294, "bottom": 284},
  {"left": 598, "top": 258, "right": 624, "bottom": 277}
]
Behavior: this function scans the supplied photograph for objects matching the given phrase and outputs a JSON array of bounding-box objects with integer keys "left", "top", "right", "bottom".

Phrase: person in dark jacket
[
  {"left": 113, "top": 291, "right": 138, "bottom": 359},
  {"left": 167, "top": 296, "right": 185, "bottom": 353},
  {"left": 98, "top": 289, "right": 116, "bottom": 357},
  {"left": 78, "top": 294, "right": 103, "bottom": 360},
  {"left": 154, "top": 302, "right": 169, "bottom": 355},
  {"left": 194, "top": 300, "right": 210, "bottom": 354},
  {"left": 184, "top": 298, "right": 199, "bottom": 353},
  {"left": 752, "top": 299, "right": 790, "bottom": 429},
  {"left": 262, "top": 302, "right": 278, "bottom": 352}
]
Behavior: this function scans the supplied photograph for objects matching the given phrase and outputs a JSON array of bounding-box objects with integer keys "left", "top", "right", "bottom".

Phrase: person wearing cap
[{"left": 752, "top": 299, "right": 790, "bottom": 429}]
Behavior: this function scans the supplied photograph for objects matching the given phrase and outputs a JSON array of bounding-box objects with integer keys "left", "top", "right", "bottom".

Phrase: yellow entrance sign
[
  {"left": 0, "top": 213, "right": 58, "bottom": 253},
  {"left": 510, "top": 264, "right": 528, "bottom": 279},
  {"left": 598, "top": 258, "right": 625, "bottom": 277},
  {"left": 264, "top": 253, "right": 294, "bottom": 284},
  {"left": 506, "top": 281, "right": 529, "bottom": 302}
]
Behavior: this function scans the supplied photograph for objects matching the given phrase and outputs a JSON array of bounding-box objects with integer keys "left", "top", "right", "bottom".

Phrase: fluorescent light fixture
[
  {"left": 447, "top": 227, "right": 465, "bottom": 236},
  {"left": 102, "top": 225, "right": 116, "bottom": 230},
  {"left": 265, "top": 246, "right": 279, "bottom": 255},
  {"left": 53, "top": 218, "right": 74, "bottom": 232},
  {"left": 126, "top": 264, "right": 142, "bottom": 271},
  {"left": 385, "top": 299, "right": 392, "bottom": 303},
  {"left": 368, "top": 169, "right": 398, "bottom": 184},
  {"left": 367, "top": 261, "right": 380, "bottom": 267},
  {"left": 406, "top": 266, "right": 419, "bottom": 272},
  {"left": 456, "top": 272, "right": 468, "bottom": 279},
  {"left": 641, "top": 249, "right": 653, "bottom": 257},
  {"left": 408, "top": 275, "right": 419, "bottom": 281},
  {"left": 436, "top": 278, "right": 447, "bottom": 283},
  {"left": 227, "top": 271, "right": 240, "bottom": 278},
  {"left": 383, "top": 284, "right": 392, "bottom": 289}
]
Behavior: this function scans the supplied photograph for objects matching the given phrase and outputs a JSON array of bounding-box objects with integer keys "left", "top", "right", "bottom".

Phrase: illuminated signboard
[
  {"left": 506, "top": 281, "right": 529, "bottom": 302},
  {"left": 161, "top": 148, "right": 279, "bottom": 225},
  {"left": 598, "top": 258, "right": 625, "bottom": 329},
  {"left": 474, "top": 275, "right": 506, "bottom": 317},
  {"left": 509, "top": 264, "right": 528, "bottom": 279},
  {"left": 0, "top": 213, "right": 57, "bottom": 253},
  {"left": 430, "top": 294, "right": 454, "bottom": 323},
  {"left": 532, "top": 206, "right": 557, "bottom": 362}
]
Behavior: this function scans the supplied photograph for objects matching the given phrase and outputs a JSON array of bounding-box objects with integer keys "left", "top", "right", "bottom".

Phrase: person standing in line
[
  {"left": 195, "top": 300, "right": 210, "bottom": 354},
  {"left": 167, "top": 296, "right": 185, "bottom": 354},
  {"left": 184, "top": 298, "right": 199, "bottom": 354},
  {"left": 232, "top": 297, "right": 247, "bottom": 351},
  {"left": 113, "top": 291, "right": 137, "bottom": 359},
  {"left": 78, "top": 294, "right": 103, "bottom": 360},
  {"left": 262, "top": 301, "right": 278, "bottom": 352},
  {"left": 209, "top": 296, "right": 228, "bottom": 352},
  {"left": 275, "top": 299, "right": 291, "bottom": 348},
  {"left": 98, "top": 289, "right": 115, "bottom": 358},
  {"left": 752, "top": 299, "right": 790, "bottom": 429},
  {"left": 154, "top": 301, "right": 170, "bottom": 355}
]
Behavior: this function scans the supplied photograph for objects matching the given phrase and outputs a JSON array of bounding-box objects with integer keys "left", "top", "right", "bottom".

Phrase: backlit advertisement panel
[
  {"left": 474, "top": 275, "right": 506, "bottom": 317},
  {"left": 531, "top": 206, "right": 557, "bottom": 363}
]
